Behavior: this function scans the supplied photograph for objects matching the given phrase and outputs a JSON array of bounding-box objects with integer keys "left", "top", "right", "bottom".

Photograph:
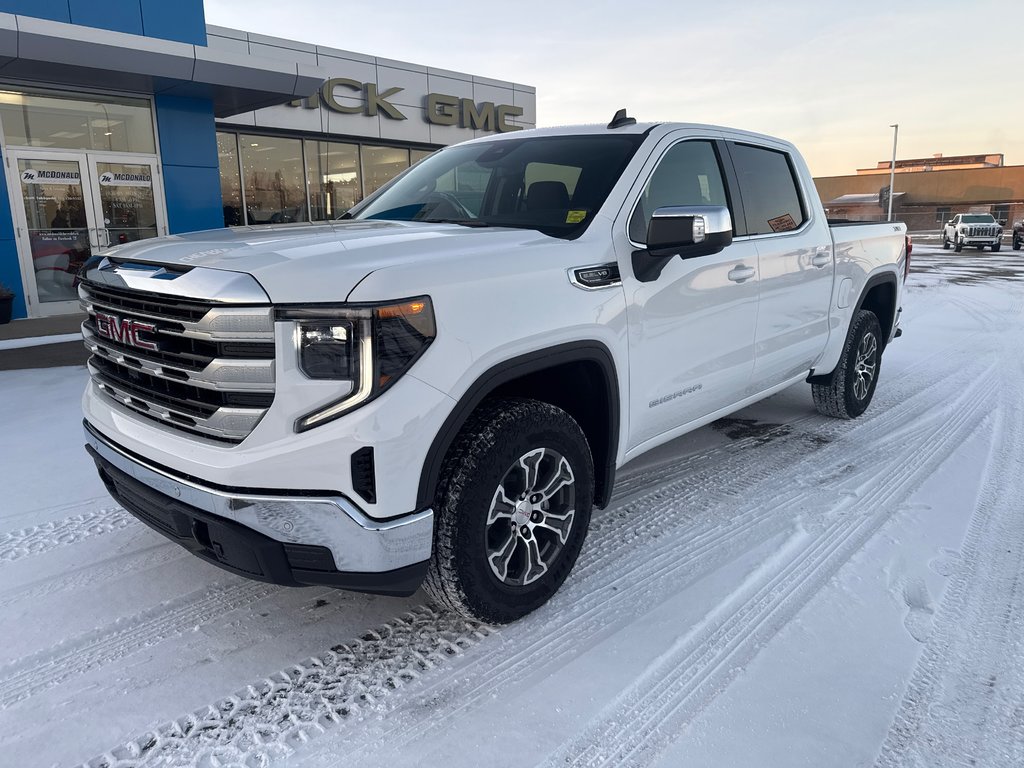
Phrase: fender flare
[
  {"left": 809, "top": 271, "right": 898, "bottom": 384},
  {"left": 416, "top": 341, "right": 620, "bottom": 510},
  {"left": 853, "top": 270, "right": 899, "bottom": 338}
]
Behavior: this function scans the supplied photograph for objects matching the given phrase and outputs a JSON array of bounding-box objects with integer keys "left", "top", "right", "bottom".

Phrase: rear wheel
[
  {"left": 424, "top": 398, "right": 594, "bottom": 623},
  {"left": 812, "top": 310, "right": 883, "bottom": 420}
]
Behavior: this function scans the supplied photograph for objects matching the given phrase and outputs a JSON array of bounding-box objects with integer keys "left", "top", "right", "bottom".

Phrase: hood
[{"left": 96, "top": 221, "right": 554, "bottom": 303}]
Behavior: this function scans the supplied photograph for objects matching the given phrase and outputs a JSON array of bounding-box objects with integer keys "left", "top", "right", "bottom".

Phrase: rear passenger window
[
  {"left": 728, "top": 143, "right": 807, "bottom": 236},
  {"left": 628, "top": 140, "right": 729, "bottom": 244}
]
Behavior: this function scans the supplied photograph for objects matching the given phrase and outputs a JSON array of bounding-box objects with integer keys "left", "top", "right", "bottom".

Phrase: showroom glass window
[
  {"left": 305, "top": 140, "right": 361, "bottom": 220},
  {"left": 728, "top": 143, "right": 807, "bottom": 236},
  {"left": 217, "top": 133, "right": 244, "bottom": 226},
  {"left": 0, "top": 90, "right": 155, "bottom": 153},
  {"left": 410, "top": 148, "right": 435, "bottom": 165},
  {"left": 239, "top": 134, "right": 309, "bottom": 224},
  {"left": 363, "top": 146, "right": 411, "bottom": 196}
]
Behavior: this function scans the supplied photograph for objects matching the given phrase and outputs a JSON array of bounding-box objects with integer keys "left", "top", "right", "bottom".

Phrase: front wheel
[
  {"left": 812, "top": 310, "right": 883, "bottom": 420},
  {"left": 954, "top": 237, "right": 963, "bottom": 252},
  {"left": 942, "top": 234, "right": 951, "bottom": 250},
  {"left": 991, "top": 242, "right": 1001, "bottom": 252},
  {"left": 1013, "top": 234, "right": 1022, "bottom": 251},
  {"left": 424, "top": 398, "right": 594, "bottom": 623}
]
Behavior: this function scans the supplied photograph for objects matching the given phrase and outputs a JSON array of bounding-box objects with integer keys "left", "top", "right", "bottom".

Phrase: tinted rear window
[{"left": 728, "top": 143, "right": 807, "bottom": 236}]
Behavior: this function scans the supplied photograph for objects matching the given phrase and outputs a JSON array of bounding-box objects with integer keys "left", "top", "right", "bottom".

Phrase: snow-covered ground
[{"left": 1, "top": 245, "right": 1022, "bottom": 768}]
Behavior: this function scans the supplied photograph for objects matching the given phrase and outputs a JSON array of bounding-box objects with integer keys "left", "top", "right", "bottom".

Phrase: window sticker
[
  {"left": 566, "top": 210, "right": 588, "bottom": 224},
  {"left": 767, "top": 213, "right": 797, "bottom": 232}
]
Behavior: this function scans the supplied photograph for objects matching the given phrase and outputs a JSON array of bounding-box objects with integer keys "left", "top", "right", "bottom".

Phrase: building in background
[
  {"left": 855, "top": 153, "right": 1004, "bottom": 175},
  {"left": 814, "top": 155, "right": 1024, "bottom": 232},
  {"left": 0, "top": 2, "right": 535, "bottom": 321}
]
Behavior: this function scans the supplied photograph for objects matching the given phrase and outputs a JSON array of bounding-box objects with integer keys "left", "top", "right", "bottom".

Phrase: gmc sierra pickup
[
  {"left": 943, "top": 213, "right": 1003, "bottom": 252},
  {"left": 80, "top": 112, "right": 908, "bottom": 622}
]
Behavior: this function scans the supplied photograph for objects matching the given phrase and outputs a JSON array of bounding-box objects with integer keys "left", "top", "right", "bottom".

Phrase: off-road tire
[
  {"left": 992, "top": 242, "right": 1001, "bottom": 252},
  {"left": 942, "top": 235, "right": 951, "bottom": 250},
  {"left": 954, "top": 237, "right": 963, "bottom": 252},
  {"left": 423, "top": 397, "right": 594, "bottom": 623},
  {"left": 811, "top": 310, "right": 883, "bottom": 420}
]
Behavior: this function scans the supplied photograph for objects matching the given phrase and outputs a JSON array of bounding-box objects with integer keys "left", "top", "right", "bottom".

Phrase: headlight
[{"left": 279, "top": 297, "right": 436, "bottom": 431}]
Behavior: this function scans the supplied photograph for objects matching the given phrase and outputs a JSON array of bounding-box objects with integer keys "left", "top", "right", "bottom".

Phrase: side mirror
[{"left": 633, "top": 205, "right": 733, "bottom": 283}]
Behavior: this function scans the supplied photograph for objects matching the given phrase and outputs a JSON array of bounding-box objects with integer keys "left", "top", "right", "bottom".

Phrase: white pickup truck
[
  {"left": 80, "top": 113, "right": 909, "bottom": 622},
  {"left": 943, "top": 213, "right": 1003, "bottom": 252}
]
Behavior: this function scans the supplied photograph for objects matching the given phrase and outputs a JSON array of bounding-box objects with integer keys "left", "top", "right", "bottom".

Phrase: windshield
[
  {"left": 962, "top": 214, "right": 996, "bottom": 223},
  {"left": 344, "top": 134, "right": 645, "bottom": 238}
]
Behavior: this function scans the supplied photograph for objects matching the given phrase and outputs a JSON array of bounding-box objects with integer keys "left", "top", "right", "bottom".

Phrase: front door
[
  {"left": 8, "top": 149, "right": 166, "bottom": 317},
  {"left": 615, "top": 136, "right": 759, "bottom": 456}
]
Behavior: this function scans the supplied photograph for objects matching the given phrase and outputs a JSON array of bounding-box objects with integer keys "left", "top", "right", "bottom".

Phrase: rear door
[
  {"left": 615, "top": 133, "right": 759, "bottom": 453},
  {"left": 723, "top": 140, "right": 834, "bottom": 391}
]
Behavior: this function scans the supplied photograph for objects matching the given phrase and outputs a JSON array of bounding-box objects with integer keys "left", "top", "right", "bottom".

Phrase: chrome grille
[
  {"left": 80, "top": 281, "right": 275, "bottom": 443},
  {"left": 966, "top": 225, "right": 997, "bottom": 237}
]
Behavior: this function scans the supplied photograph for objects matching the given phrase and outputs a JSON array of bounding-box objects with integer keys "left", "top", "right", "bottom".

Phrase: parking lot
[{"left": 1, "top": 243, "right": 1022, "bottom": 768}]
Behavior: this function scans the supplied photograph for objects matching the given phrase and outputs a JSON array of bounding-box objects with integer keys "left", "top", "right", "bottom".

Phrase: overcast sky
[{"left": 206, "top": 0, "right": 1023, "bottom": 177}]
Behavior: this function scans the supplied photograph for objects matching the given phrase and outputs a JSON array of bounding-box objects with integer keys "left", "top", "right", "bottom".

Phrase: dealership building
[
  {"left": 0, "top": 1, "right": 536, "bottom": 321},
  {"left": 814, "top": 153, "right": 1024, "bottom": 233}
]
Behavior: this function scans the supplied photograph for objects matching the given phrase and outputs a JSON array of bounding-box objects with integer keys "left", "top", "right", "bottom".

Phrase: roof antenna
[{"left": 608, "top": 108, "right": 637, "bottom": 129}]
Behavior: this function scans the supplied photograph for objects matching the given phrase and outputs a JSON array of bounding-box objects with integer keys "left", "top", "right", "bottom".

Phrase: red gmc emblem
[{"left": 94, "top": 311, "right": 159, "bottom": 352}]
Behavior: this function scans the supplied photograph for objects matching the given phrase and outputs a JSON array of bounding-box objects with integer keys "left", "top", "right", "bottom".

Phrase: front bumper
[{"left": 84, "top": 421, "right": 433, "bottom": 596}]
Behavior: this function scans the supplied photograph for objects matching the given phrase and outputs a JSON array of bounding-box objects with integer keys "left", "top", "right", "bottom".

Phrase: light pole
[{"left": 887, "top": 123, "right": 899, "bottom": 222}]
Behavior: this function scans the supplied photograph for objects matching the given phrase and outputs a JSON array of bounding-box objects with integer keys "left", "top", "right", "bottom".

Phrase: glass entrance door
[
  {"left": 8, "top": 150, "right": 167, "bottom": 315},
  {"left": 89, "top": 157, "right": 164, "bottom": 249},
  {"left": 13, "top": 154, "right": 95, "bottom": 309}
]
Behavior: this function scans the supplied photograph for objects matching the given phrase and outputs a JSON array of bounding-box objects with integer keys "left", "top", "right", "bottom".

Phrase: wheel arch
[
  {"left": 855, "top": 272, "right": 899, "bottom": 342},
  {"left": 417, "top": 341, "right": 620, "bottom": 511},
  {"left": 809, "top": 271, "right": 898, "bottom": 384}
]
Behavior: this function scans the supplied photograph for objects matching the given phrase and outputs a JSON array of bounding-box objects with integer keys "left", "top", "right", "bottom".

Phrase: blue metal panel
[
  {"left": 68, "top": 0, "right": 143, "bottom": 36},
  {"left": 154, "top": 94, "right": 218, "bottom": 168},
  {"left": 141, "top": 0, "right": 206, "bottom": 45},
  {"left": 2, "top": 0, "right": 206, "bottom": 45},
  {"left": 0, "top": 150, "right": 27, "bottom": 319},
  {"left": 0, "top": 1, "right": 70, "bottom": 23},
  {"left": 154, "top": 94, "right": 223, "bottom": 234},
  {"left": 161, "top": 165, "right": 223, "bottom": 235}
]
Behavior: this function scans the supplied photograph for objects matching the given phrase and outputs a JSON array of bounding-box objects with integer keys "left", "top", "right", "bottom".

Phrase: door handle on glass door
[{"left": 727, "top": 265, "right": 756, "bottom": 283}]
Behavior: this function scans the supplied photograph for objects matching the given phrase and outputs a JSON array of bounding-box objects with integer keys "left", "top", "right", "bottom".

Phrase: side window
[
  {"left": 628, "top": 140, "right": 729, "bottom": 243},
  {"left": 728, "top": 143, "right": 807, "bottom": 236}
]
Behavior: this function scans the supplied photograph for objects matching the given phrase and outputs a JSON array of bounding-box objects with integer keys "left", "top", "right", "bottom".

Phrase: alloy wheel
[
  {"left": 853, "top": 331, "right": 878, "bottom": 401},
  {"left": 485, "top": 447, "right": 576, "bottom": 587}
]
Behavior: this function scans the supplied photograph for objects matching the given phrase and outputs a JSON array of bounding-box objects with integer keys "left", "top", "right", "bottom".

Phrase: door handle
[
  {"left": 727, "top": 265, "right": 756, "bottom": 283},
  {"left": 811, "top": 251, "right": 832, "bottom": 268}
]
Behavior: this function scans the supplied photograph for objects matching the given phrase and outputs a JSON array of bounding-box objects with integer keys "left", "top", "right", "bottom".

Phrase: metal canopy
[{"left": 0, "top": 13, "right": 323, "bottom": 117}]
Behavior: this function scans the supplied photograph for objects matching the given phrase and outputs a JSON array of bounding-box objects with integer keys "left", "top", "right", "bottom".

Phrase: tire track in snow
[
  {"left": 84, "top": 346, "right": 990, "bottom": 768},
  {"left": 0, "top": 579, "right": 279, "bottom": 710},
  {"left": 876, "top": 369, "right": 1024, "bottom": 767},
  {"left": 537, "top": 369, "right": 996, "bottom": 768},
  {"left": 0, "top": 542, "right": 182, "bottom": 611},
  {"left": 82, "top": 606, "right": 491, "bottom": 768},
  {"left": 335, "top": 359, "right": 996, "bottom": 768},
  {"left": 0, "top": 504, "right": 131, "bottom": 565}
]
